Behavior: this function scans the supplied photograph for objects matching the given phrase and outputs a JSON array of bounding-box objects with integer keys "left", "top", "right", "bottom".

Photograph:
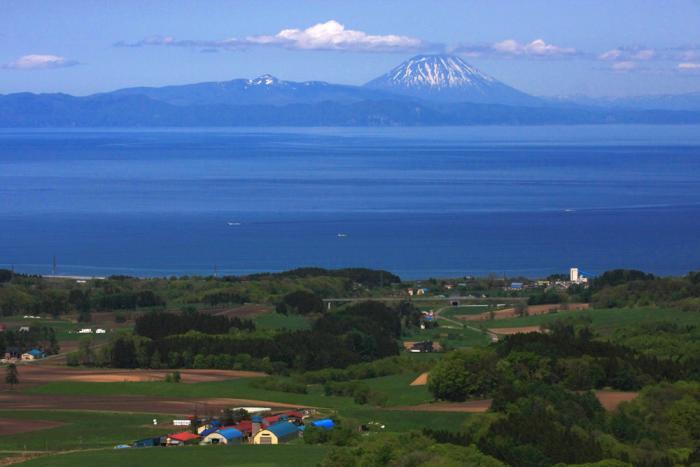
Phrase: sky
[{"left": 1, "top": 0, "right": 700, "bottom": 97}]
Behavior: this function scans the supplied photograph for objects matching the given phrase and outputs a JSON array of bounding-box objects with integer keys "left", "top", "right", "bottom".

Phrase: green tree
[
  {"left": 429, "top": 347, "right": 500, "bottom": 401},
  {"left": 78, "top": 336, "right": 95, "bottom": 365},
  {"left": 5, "top": 363, "right": 19, "bottom": 388}
]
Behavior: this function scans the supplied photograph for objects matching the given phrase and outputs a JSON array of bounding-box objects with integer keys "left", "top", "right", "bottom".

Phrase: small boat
[
  {"left": 227, "top": 222, "right": 241, "bottom": 226},
  {"left": 337, "top": 233, "right": 348, "bottom": 238}
]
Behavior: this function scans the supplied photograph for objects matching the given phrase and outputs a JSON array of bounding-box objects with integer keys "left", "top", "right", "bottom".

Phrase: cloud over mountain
[
  {"left": 452, "top": 39, "right": 579, "bottom": 59},
  {"left": 2, "top": 54, "right": 78, "bottom": 70},
  {"left": 116, "top": 20, "right": 432, "bottom": 53}
]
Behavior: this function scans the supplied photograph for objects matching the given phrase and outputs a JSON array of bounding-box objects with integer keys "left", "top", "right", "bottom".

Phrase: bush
[{"left": 66, "top": 352, "right": 80, "bottom": 366}]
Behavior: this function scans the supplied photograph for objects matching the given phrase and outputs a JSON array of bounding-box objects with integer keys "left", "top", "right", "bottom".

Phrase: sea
[{"left": 1, "top": 125, "right": 700, "bottom": 279}]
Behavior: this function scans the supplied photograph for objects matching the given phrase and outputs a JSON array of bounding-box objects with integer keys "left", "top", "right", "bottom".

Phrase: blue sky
[{"left": 1, "top": 0, "right": 699, "bottom": 97}]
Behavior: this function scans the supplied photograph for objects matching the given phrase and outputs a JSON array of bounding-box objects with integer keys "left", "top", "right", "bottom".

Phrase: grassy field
[
  {"left": 252, "top": 311, "right": 311, "bottom": 331},
  {"left": 340, "top": 407, "right": 471, "bottom": 432},
  {"left": 485, "top": 307, "right": 700, "bottom": 336},
  {"left": 403, "top": 323, "right": 490, "bottom": 349},
  {"left": 19, "top": 444, "right": 330, "bottom": 467},
  {"left": 358, "top": 373, "right": 432, "bottom": 406},
  {"left": 28, "top": 373, "right": 433, "bottom": 410},
  {"left": 28, "top": 377, "right": 355, "bottom": 410},
  {"left": 0, "top": 410, "right": 167, "bottom": 452},
  {"left": 439, "top": 305, "right": 490, "bottom": 319}
]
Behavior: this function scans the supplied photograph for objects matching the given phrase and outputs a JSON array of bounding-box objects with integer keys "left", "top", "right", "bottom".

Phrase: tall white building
[{"left": 570, "top": 267, "right": 580, "bottom": 283}]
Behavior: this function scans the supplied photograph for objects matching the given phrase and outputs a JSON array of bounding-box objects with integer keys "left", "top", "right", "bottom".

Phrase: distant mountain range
[{"left": 1, "top": 54, "right": 700, "bottom": 127}]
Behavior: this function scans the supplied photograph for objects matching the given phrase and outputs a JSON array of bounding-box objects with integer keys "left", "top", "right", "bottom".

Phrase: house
[
  {"left": 166, "top": 431, "right": 200, "bottom": 446},
  {"left": 201, "top": 427, "right": 244, "bottom": 445},
  {"left": 407, "top": 288, "right": 414, "bottom": 296},
  {"left": 252, "top": 422, "right": 300, "bottom": 445},
  {"left": 21, "top": 349, "right": 45, "bottom": 360},
  {"left": 510, "top": 282, "right": 524, "bottom": 290},
  {"left": 4, "top": 347, "right": 21, "bottom": 359},
  {"left": 0, "top": 324, "right": 6, "bottom": 332},
  {"left": 409, "top": 341, "right": 434, "bottom": 353}
]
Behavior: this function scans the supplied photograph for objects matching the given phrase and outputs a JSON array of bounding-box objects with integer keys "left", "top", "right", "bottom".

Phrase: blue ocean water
[{"left": 1, "top": 126, "right": 700, "bottom": 279}]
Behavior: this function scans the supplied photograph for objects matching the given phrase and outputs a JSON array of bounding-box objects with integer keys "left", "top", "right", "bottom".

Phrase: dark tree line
[
  {"left": 134, "top": 310, "right": 254, "bottom": 340},
  {"left": 247, "top": 267, "right": 401, "bottom": 288},
  {"left": 276, "top": 290, "right": 324, "bottom": 315},
  {"left": 103, "top": 301, "right": 404, "bottom": 371}
]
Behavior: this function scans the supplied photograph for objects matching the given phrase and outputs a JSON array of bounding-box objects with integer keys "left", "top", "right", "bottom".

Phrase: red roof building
[{"left": 167, "top": 431, "right": 200, "bottom": 444}]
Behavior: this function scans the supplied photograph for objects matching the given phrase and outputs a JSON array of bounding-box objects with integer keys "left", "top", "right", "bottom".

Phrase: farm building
[
  {"left": 166, "top": 431, "right": 200, "bottom": 446},
  {"left": 196, "top": 420, "right": 221, "bottom": 434},
  {"left": 21, "top": 349, "right": 45, "bottom": 360},
  {"left": 311, "top": 419, "right": 335, "bottom": 430},
  {"left": 409, "top": 341, "right": 434, "bottom": 353},
  {"left": 252, "top": 422, "right": 300, "bottom": 445},
  {"left": 201, "top": 427, "right": 244, "bottom": 445},
  {"left": 133, "top": 436, "right": 163, "bottom": 448},
  {"left": 232, "top": 407, "right": 271, "bottom": 416}
]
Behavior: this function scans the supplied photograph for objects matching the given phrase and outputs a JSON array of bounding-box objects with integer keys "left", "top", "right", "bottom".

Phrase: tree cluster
[
  {"left": 96, "top": 301, "right": 407, "bottom": 372},
  {"left": 133, "top": 310, "right": 254, "bottom": 340}
]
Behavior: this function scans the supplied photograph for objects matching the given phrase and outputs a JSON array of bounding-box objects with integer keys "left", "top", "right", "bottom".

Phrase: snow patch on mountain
[
  {"left": 383, "top": 55, "right": 495, "bottom": 89},
  {"left": 365, "top": 54, "right": 539, "bottom": 105}
]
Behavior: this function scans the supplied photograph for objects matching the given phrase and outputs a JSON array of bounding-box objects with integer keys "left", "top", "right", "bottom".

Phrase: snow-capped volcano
[
  {"left": 365, "top": 54, "right": 539, "bottom": 105},
  {"left": 248, "top": 74, "right": 281, "bottom": 86}
]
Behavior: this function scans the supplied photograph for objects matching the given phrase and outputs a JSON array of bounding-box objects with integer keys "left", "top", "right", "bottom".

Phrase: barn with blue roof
[
  {"left": 201, "top": 427, "right": 244, "bottom": 445},
  {"left": 252, "top": 421, "right": 299, "bottom": 444}
]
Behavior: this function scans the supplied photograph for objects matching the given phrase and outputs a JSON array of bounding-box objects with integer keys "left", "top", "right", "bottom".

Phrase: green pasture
[
  {"left": 252, "top": 312, "right": 311, "bottom": 331},
  {"left": 484, "top": 307, "right": 700, "bottom": 336},
  {"left": 0, "top": 410, "right": 167, "bottom": 452},
  {"left": 18, "top": 444, "right": 330, "bottom": 467}
]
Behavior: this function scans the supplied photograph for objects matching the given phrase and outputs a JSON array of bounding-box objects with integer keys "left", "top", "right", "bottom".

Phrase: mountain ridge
[{"left": 2, "top": 54, "right": 700, "bottom": 126}]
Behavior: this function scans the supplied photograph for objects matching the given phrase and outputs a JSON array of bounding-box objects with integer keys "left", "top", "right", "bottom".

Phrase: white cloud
[
  {"left": 610, "top": 61, "right": 637, "bottom": 72},
  {"left": 492, "top": 39, "right": 578, "bottom": 57},
  {"left": 2, "top": 54, "right": 78, "bottom": 70},
  {"left": 117, "top": 20, "right": 431, "bottom": 53},
  {"left": 678, "top": 62, "right": 700, "bottom": 70},
  {"left": 599, "top": 47, "right": 656, "bottom": 62},
  {"left": 451, "top": 39, "right": 578, "bottom": 59},
  {"left": 250, "top": 20, "right": 425, "bottom": 51}
]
